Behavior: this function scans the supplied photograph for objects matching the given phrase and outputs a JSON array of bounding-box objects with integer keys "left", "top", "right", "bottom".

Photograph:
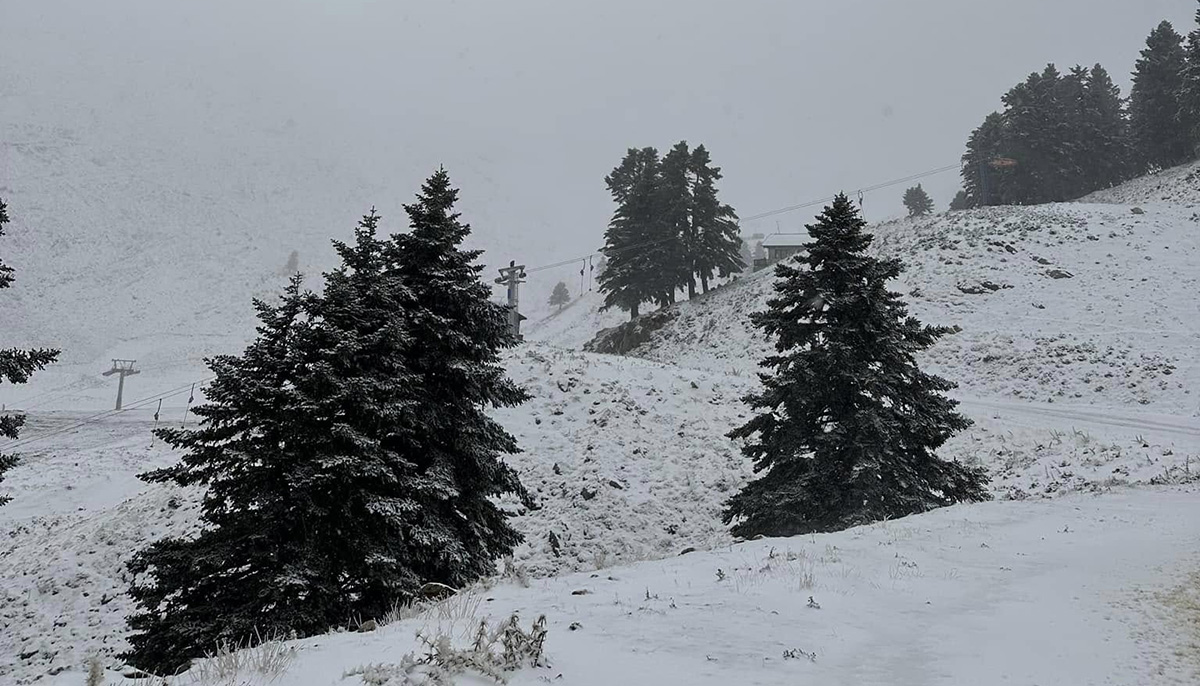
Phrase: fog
[{"left": 2, "top": 0, "right": 1195, "bottom": 283}]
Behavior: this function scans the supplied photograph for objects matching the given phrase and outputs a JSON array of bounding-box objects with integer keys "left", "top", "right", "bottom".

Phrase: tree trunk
[
  {"left": 630, "top": 303, "right": 639, "bottom": 320},
  {"left": 700, "top": 273, "right": 709, "bottom": 293},
  {"left": 687, "top": 277, "right": 696, "bottom": 299}
]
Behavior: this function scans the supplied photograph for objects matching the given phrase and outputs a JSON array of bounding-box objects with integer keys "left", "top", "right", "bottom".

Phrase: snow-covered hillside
[
  {"left": 596, "top": 201, "right": 1200, "bottom": 415},
  {"left": 3, "top": 160, "right": 1200, "bottom": 683}
]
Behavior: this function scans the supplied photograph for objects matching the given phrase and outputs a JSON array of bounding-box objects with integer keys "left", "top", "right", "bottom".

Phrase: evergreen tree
[
  {"left": 125, "top": 275, "right": 331, "bottom": 673},
  {"left": 949, "top": 189, "right": 973, "bottom": 211},
  {"left": 0, "top": 198, "right": 59, "bottom": 507},
  {"left": 549, "top": 280, "right": 570, "bottom": 311},
  {"left": 689, "top": 145, "right": 744, "bottom": 293},
  {"left": 723, "top": 195, "right": 989, "bottom": 538},
  {"left": 961, "top": 112, "right": 1008, "bottom": 206},
  {"left": 655, "top": 142, "right": 695, "bottom": 302},
  {"left": 1180, "top": 3, "right": 1200, "bottom": 156},
  {"left": 1081, "top": 64, "right": 1135, "bottom": 189},
  {"left": 598, "top": 147, "right": 662, "bottom": 320},
  {"left": 1130, "top": 21, "right": 1190, "bottom": 170},
  {"left": 902, "top": 184, "right": 934, "bottom": 217},
  {"left": 1000, "top": 64, "right": 1081, "bottom": 204},
  {"left": 123, "top": 172, "right": 532, "bottom": 673}
]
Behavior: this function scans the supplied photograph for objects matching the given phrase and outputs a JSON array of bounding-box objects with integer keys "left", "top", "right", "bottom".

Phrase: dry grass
[{"left": 344, "top": 613, "right": 549, "bottom": 686}]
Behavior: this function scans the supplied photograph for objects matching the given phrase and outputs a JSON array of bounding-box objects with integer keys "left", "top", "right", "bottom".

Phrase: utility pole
[
  {"left": 102, "top": 359, "right": 139, "bottom": 410},
  {"left": 493, "top": 260, "right": 527, "bottom": 341}
]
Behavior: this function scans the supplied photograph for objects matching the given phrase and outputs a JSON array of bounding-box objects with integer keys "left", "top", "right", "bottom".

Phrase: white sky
[{"left": 2, "top": 0, "right": 1197, "bottom": 282}]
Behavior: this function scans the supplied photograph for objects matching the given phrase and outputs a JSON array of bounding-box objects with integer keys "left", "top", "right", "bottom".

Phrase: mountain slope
[{"left": 596, "top": 200, "right": 1199, "bottom": 415}]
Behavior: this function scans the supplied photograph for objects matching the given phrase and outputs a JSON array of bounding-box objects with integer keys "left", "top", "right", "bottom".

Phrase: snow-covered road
[{"left": 958, "top": 396, "right": 1200, "bottom": 444}]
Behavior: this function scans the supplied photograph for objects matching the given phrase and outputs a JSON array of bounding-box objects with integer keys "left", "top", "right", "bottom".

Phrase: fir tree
[
  {"left": 949, "top": 189, "right": 973, "bottom": 211},
  {"left": 598, "top": 147, "right": 662, "bottom": 319},
  {"left": 1180, "top": 3, "right": 1200, "bottom": 156},
  {"left": 1081, "top": 64, "right": 1136, "bottom": 189},
  {"left": 902, "top": 184, "right": 934, "bottom": 217},
  {"left": 723, "top": 195, "right": 989, "bottom": 538},
  {"left": 549, "top": 281, "right": 570, "bottom": 311},
  {"left": 383, "top": 168, "right": 533, "bottom": 588},
  {"left": 123, "top": 172, "right": 532, "bottom": 673},
  {"left": 124, "top": 274, "right": 331, "bottom": 673},
  {"left": 1130, "top": 21, "right": 1190, "bottom": 171},
  {"left": 961, "top": 112, "right": 1008, "bottom": 206},
  {"left": 689, "top": 144, "right": 744, "bottom": 293},
  {"left": 0, "top": 198, "right": 59, "bottom": 507},
  {"left": 655, "top": 142, "right": 695, "bottom": 301}
]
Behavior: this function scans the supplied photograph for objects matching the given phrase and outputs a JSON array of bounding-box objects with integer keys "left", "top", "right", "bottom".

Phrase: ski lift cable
[
  {"left": 2, "top": 377, "right": 215, "bottom": 451},
  {"left": 522, "top": 162, "right": 962, "bottom": 276}
]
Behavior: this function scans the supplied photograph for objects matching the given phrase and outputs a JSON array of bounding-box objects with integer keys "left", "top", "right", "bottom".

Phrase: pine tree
[
  {"left": 1130, "top": 21, "right": 1190, "bottom": 171},
  {"left": 723, "top": 195, "right": 989, "bottom": 538},
  {"left": 0, "top": 198, "right": 59, "bottom": 507},
  {"left": 902, "top": 184, "right": 934, "bottom": 217},
  {"left": 598, "top": 148, "right": 662, "bottom": 319},
  {"left": 123, "top": 172, "right": 532, "bottom": 673},
  {"left": 549, "top": 281, "right": 570, "bottom": 311},
  {"left": 1180, "top": 3, "right": 1200, "bottom": 156},
  {"left": 689, "top": 144, "right": 744, "bottom": 293},
  {"left": 949, "top": 190, "right": 972, "bottom": 211}
]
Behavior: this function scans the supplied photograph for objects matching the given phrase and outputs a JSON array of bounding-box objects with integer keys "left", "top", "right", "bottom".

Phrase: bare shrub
[{"left": 344, "top": 613, "right": 549, "bottom": 685}]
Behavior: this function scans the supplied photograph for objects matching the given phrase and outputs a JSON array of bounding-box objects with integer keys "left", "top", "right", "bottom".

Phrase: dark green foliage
[
  {"left": 959, "top": 62, "right": 1136, "bottom": 206},
  {"left": 598, "top": 147, "right": 663, "bottom": 320},
  {"left": 598, "top": 143, "right": 743, "bottom": 318},
  {"left": 902, "top": 184, "right": 934, "bottom": 217},
  {"left": 724, "top": 195, "right": 989, "bottom": 538},
  {"left": 960, "top": 112, "right": 1008, "bottom": 206},
  {"left": 689, "top": 144, "right": 744, "bottom": 293},
  {"left": 1130, "top": 21, "right": 1191, "bottom": 170},
  {"left": 1080, "top": 64, "right": 1137, "bottom": 190},
  {"left": 0, "top": 198, "right": 60, "bottom": 507},
  {"left": 949, "top": 190, "right": 973, "bottom": 211},
  {"left": 123, "top": 171, "right": 530, "bottom": 674},
  {"left": 654, "top": 142, "right": 694, "bottom": 303},
  {"left": 1180, "top": 4, "right": 1200, "bottom": 155},
  {"left": 549, "top": 281, "right": 570, "bottom": 310}
]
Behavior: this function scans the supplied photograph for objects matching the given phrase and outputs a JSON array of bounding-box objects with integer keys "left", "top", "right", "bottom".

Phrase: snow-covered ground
[
  {"left": 3, "top": 161, "right": 1200, "bottom": 682},
  {"left": 25, "top": 485, "right": 1200, "bottom": 686}
]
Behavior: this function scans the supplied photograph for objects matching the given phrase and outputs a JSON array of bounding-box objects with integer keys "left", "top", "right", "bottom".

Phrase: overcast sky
[{"left": 3, "top": 0, "right": 1197, "bottom": 284}]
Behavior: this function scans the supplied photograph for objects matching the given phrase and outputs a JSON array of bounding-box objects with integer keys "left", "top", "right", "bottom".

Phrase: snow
[
  {"left": 32, "top": 485, "right": 1200, "bottom": 686},
  {"left": 3, "top": 138, "right": 1200, "bottom": 683}
]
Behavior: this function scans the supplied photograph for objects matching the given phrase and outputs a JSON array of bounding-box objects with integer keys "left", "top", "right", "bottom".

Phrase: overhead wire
[
  {"left": 2, "top": 377, "right": 214, "bottom": 451},
  {"left": 522, "top": 162, "right": 963, "bottom": 275}
]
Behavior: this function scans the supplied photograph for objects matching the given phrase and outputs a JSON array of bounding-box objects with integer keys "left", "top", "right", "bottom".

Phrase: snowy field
[{"left": 2, "top": 163, "right": 1200, "bottom": 682}]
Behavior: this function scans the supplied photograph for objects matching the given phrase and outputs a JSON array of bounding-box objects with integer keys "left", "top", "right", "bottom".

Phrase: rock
[
  {"left": 358, "top": 619, "right": 378, "bottom": 632},
  {"left": 418, "top": 582, "right": 458, "bottom": 600},
  {"left": 1031, "top": 255, "right": 1052, "bottom": 265},
  {"left": 581, "top": 487, "right": 597, "bottom": 500},
  {"left": 607, "top": 479, "right": 624, "bottom": 490},
  {"left": 571, "top": 589, "right": 591, "bottom": 595},
  {"left": 549, "top": 531, "right": 562, "bottom": 557},
  {"left": 678, "top": 547, "right": 697, "bottom": 556},
  {"left": 552, "top": 463, "right": 561, "bottom": 475},
  {"left": 1131, "top": 207, "right": 1145, "bottom": 215},
  {"left": 956, "top": 279, "right": 1010, "bottom": 294},
  {"left": 1046, "top": 269, "right": 1074, "bottom": 279},
  {"left": 569, "top": 622, "right": 583, "bottom": 631}
]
